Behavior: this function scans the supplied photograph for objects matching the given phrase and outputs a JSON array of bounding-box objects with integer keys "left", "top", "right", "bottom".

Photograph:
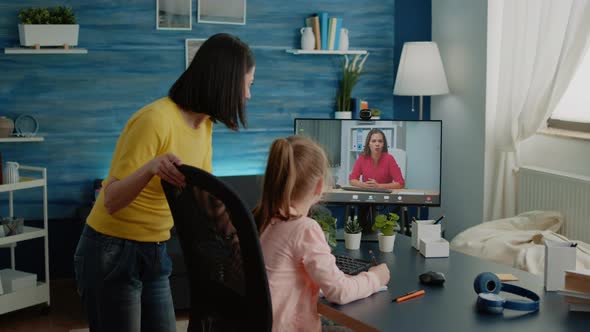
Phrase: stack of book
[
  {"left": 304, "top": 13, "right": 343, "bottom": 50},
  {"left": 559, "top": 269, "right": 590, "bottom": 312}
]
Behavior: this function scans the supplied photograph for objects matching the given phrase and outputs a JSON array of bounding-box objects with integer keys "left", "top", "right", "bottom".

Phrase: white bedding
[{"left": 450, "top": 211, "right": 590, "bottom": 275}]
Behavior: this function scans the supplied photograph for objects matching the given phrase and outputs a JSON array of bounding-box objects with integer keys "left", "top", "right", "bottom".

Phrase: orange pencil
[{"left": 393, "top": 289, "right": 425, "bottom": 303}]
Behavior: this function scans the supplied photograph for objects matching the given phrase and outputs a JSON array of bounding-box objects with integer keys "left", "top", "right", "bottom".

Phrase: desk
[{"left": 319, "top": 236, "right": 587, "bottom": 331}]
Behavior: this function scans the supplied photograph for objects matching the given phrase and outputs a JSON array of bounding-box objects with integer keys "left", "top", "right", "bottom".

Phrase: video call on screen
[{"left": 294, "top": 119, "right": 442, "bottom": 206}]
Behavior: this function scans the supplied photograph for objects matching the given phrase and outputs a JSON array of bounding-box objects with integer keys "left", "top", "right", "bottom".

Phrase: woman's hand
[
  {"left": 149, "top": 153, "right": 185, "bottom": 187},
  {"left": 369, "top": 263, "right": 390, "bottom": 286},
  {"left": 364, "top": 179, "right": 379, "bottom": 188}
]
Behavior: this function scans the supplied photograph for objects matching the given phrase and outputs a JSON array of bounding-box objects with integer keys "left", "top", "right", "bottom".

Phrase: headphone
[{"left": 473, "top": 272, "right": 540, "bottom": 314}]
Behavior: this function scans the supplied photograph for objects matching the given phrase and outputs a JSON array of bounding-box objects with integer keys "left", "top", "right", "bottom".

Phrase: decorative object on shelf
[
  {"left": 371, "top": 109, "right": 381, "bottom": 120},
  {"left": 300, "top": 27, "right": 315, "bottom": 51},
  {"left": 198, "top": 0, "right": 246, "bottom": 25},
  {"left": 0, "top": 116, "right": 14, "bottom": 138},
  {"left": 3, "top": 161, "right": 19, "bottom": 184},
  {"left": 15, "top": 114, "right": 38, "bottom": 137},
  {"left": 157, "top": 0, "right": 191, "bottom": 30},
  {"left": 394, "top": 41, "right": 449, "bottom": 120},
  {"left": 344, "top": 216, "right": 362, "bottom": 250},
  {"left": 185, "top": 38, "right": 207, "bottom": 69},
  {"left": 373, "top": 212, "right": 399, "bottom": 252},
  {"left": 310, "top": 204, "right": 337, "bottom": 249},
  {"left": 0, "top": 217, "right": 24, "bottom": 237},
  {"left": 336, "top": 53, "right": 369, "bottom": 118},
  {"left": 17, "top": 6, "right": 79, "bottom": 49},
  {"left": 359, "top": 109, "right": 372, "bottom": 120},
  {"left": 338, "top": 28, "right": 349, "bottom": 51}
]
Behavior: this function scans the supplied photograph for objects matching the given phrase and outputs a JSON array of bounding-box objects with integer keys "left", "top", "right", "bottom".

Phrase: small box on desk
[
  {"left": 420, "top": 238, "right": 450, "bottom": 258},
  {"left": 0, "top": 269, "right": 37, "bottom": 293},
  {"left": 411, "top": 220, "right": 441, "bottom": 250},
  {"left": 544, "top": 239, "right": 577, "bottom": 291}
]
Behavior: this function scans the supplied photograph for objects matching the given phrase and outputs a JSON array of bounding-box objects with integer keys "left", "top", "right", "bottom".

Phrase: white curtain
[{"left": 484, "top": 0, "right": 590, "bottom": 221}]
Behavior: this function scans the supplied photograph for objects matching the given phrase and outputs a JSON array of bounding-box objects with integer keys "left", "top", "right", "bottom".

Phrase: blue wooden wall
[{"left": 0, "top": 0, "right": 430, "bottom": 219}]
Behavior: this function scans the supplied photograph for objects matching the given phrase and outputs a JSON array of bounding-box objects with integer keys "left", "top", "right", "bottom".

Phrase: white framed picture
[
  {"left": 185, "top": 38, "right": 207, "bottom": 68},
  {"left": 157, "top": 0, "right": 192, "bottom": 30},
  {"left": 198, "top": 0, "right": 246, "bottom": 25}
]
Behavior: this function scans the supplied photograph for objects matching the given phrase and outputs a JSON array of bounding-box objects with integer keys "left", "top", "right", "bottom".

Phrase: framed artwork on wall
[
  {"left": 185, "top": 38, "right": 207, "bottom": 68},
  {"left": 198, "top": 0, "right": 246, "bottom": 25},
  {"left": 157, "top": 0, "right": 192, "bottom": 30}
]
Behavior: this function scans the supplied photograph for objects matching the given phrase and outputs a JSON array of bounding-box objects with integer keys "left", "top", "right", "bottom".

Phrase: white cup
[{"left": 4, "top": 161, "right": 20, "bottom": 184}]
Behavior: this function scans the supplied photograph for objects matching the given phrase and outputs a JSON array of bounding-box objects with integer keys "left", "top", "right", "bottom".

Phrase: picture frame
[
  {"left": 185, "top": 38, "right": 207, "bottom": 69},
  {"left": 157, "top": 0, "right": 192, "bottom": 30},
  {"left": 198, "top": 0, "right": 246, "bottom": 25}
]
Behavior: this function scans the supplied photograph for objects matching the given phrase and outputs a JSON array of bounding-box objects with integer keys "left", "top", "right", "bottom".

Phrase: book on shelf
[
  {"left": 565, "top": 269, "right": 590, "bottom": 294},
  {"left": 310, "top": 15, "right": 321, "bottom": 50},
  {"left": 319, "top": 12, "right": 329, "bottom": 50},
  {"left": 328, "top": 17, "right": 340, "bottom": 50},
  {"left": 333, "top": 18, "right": 342, "bottom": 51}
]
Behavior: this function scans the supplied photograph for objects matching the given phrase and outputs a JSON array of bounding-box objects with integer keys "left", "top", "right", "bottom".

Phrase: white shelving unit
[
  {"left": 285, "top": 49, "right": 367, "bottom": 55},
  {"left": 0, "top": 137, "right": 44, "bottom": 143},
  {"left": 0, "top": 165, "right": 49, "bottom": 315},
  {"left": 4, "top": 47, "right": 87, "bottom": 54}
]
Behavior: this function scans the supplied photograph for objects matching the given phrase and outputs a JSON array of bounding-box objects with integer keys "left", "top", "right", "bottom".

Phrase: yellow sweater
[{"left": 87, "top": 97, "right": 212, "bottom": 242}]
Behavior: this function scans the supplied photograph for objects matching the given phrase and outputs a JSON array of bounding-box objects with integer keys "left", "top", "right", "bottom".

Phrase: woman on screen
[{"left": 349, "top": 128, "right": 405, "bottom": 189}]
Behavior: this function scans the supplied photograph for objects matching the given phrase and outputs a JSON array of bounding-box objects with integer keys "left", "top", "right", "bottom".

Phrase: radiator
[{"left": 518, "top": 166, "right": 590, "bottom": 243}]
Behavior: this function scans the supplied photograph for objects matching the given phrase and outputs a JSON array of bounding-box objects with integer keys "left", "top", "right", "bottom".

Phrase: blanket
[{"left": 450, "top": 210, "right": 590, "bottom": 275}]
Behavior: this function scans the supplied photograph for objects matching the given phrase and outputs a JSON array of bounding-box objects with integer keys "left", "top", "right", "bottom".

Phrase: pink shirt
[
  {"left": 260, "top": 216, "right": 381, "bottom": 332},
  {"left": 349, "top": 152, "right": 405, "bottom": 187}
]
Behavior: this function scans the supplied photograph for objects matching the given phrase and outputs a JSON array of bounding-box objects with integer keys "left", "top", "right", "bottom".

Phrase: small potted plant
[
  {"left": 335, "top": 54, "right": 369, "bottom": 119},
  {"left": 18, "top": 6, "right": 79, "bottom": 49},
  {"left": 371, "top": 109, "right": 381, "bottom": 120},
  {"left": 344, "top": 216, "right": 362, "bottom": 250},
  {"left": 372, "top": 212, "right": 399, "bottom": 252},
  {"left": 310, "top": 205, "right": 337, "bottom": 249}
]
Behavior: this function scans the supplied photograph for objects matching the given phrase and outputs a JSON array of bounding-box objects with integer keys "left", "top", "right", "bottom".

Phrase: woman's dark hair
[
  {"left": 362, "top": 128, "right": 388, "bottom": 156},
  {"left": 169, "top": 33, "right": 255, "bottom": 131}
]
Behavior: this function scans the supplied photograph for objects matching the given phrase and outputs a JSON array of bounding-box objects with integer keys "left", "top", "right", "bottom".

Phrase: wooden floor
[{"left": 0, "top": 279, "right": 189, "bottom": 332}]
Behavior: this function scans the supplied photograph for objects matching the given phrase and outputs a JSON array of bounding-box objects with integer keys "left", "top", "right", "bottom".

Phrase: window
[{"left": 547, "top": 47, "right": 590, "bottom": 132}]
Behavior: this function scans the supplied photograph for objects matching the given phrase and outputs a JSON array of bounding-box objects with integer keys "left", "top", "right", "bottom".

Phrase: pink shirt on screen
[
  {"left": 260, "top": 216, "right": 382, "bottom": 332},
  {"left": 349, "top": 152, "right": 405, "bottom": 187}
]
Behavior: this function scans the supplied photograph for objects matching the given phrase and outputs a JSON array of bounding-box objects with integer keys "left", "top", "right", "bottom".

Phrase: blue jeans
[{"left": 74, "top": 224, "right": 176, "bottom": 332}]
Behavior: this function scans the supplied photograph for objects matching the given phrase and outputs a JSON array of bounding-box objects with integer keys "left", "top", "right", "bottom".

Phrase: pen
[
  {"left": 392, "top": 289, "right": 425, "bottom": 303},
  {"left": 433, "top": 215, "right": 445, "bottom": 224},
  {"left": 368, "top": 250, "right": 378, "bottom": 266}
]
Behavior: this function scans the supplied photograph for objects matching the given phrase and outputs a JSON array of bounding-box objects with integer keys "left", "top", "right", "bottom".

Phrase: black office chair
[{"left": 161, "top": 165, "right": 272, "bottom": 332}]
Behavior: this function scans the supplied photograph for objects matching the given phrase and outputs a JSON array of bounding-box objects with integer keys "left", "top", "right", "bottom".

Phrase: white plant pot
[
  {"left": 18, "top": 24, "right": 79, "bottom": 47},
  {"left": 378, "top": 234, "right": 396, "bottom": 252},
  {"left": 344, "top": 232, "right": 362, "bottom": 250},
  {"left": 334, "top": 112, "right": 352, "bottom": 119}
]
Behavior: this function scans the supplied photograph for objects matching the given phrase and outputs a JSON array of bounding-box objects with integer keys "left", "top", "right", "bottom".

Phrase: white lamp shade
[{"left": 394, "top": 42, "right": 449, "bottom": 96}]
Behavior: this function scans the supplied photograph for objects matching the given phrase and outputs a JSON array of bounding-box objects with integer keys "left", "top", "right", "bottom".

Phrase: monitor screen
[{"left": 294, "top": 119, "right": 442, "bottom": 206}]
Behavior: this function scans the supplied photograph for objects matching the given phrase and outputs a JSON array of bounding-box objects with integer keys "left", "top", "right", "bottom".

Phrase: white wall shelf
[
  {"left": 0, "top": 136, "right": 44, "bottom": 143},
  {"left": 286, "top": 49, "right": 367, "bottom": 55},
  {"left": 4, "top": 47, "right": 87, "bottom": 54},
  {"left": 0, "top": 163, "right": 50, "bottom": 313}
]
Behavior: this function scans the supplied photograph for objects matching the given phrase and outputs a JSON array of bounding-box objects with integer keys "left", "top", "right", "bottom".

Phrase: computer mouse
[{"left": 419, "top": 271, "right": 446, "bottom": 285}]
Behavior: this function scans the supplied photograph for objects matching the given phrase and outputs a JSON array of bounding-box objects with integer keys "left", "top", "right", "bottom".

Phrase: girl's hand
[
  {"left": 369, "top": 263, "right": 390, "bottom": 286},
  {"left": 149, "top": 153, "right": 185, "bottom": 187}
]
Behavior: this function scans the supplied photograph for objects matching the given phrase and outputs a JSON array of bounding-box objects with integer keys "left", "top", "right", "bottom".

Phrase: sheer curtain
[{"left": 484, "top": 0, "right": 590, "bottom": 221}]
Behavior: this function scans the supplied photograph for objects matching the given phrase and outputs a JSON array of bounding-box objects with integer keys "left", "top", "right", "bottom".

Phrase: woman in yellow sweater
[{"left": 73, "top": 33, "right": 255, "bottom": 332}]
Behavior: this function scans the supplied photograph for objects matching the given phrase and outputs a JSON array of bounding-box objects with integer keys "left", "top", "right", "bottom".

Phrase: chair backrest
[{"left": 162, "top": 165, "right": 272, "bottom": 332}]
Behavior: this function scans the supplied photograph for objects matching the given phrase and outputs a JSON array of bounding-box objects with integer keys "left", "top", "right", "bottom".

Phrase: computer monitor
[{"left": 294, "top": 119, "right": 442, "bottom": 206}]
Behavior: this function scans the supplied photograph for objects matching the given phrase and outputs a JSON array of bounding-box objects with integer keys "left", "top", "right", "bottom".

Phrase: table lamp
[{"left": 394, "top": 41, "right": 449, "bottom": 120}]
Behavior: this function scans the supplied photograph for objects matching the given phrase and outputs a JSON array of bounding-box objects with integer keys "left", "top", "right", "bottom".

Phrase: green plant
[
  {"left": 372, "top": 212, "right": 399, "bottom": 236},
  {"left": 310, "top": 205, "right": 337, "bottom": 248},
  {"left": 345, "top": 216, "right": 362, "bottom": 234},
  {"left": 336, "top": 54, "right": 369, "bottom": 112},
  {"left": 371, "top": 109, "right": 381, "bottom": 117},
  {"left": 18, "top": 6, "right": 76, "bottom": 24}
]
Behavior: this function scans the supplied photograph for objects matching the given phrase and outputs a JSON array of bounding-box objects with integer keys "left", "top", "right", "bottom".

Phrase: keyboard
[
  {"left": 334, "top": 254, "right": 373, "bottom": 275},
  {"left": 341, "top": 186, "right": 392, "bottom": 194}
]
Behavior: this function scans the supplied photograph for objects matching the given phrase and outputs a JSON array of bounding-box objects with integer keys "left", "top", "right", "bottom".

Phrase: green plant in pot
[
  {"left": 372, "top": 212, "right": 399, "bottom": 252},
  {"left": 310, "top": 205, "right": 337, "bottom": 249},
  {"left": 17, "top": 5, "right": 80, "bottom": 48},
  {"left": 344, "top": 216, "right": 363, "bottom": 250},
  {"left": 335, "top": 54, "right": 369, "bottom": 119}
]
